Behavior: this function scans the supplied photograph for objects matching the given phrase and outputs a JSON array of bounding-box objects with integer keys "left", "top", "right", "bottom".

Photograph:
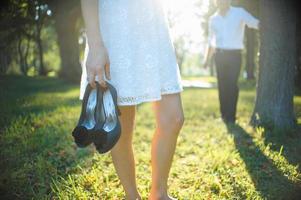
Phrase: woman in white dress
[{"left": 80, "top": 0, "right": 184, "bottom": 199}]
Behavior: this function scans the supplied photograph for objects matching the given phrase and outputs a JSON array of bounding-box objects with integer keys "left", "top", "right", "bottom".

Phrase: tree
[
  {"left": 0, "top": 0, "right": 29, "bottom": 75},
  {"left": 17, "top": 32, "right": 31, "bottom": 75},
  {"left": 47, "top": 0, "right": 82, "bottom": 83},
  {"left": 29, "top": 0, "right": 48, "bottom": 76},
  {"left": 296, "top": 8, "right": 301, "bottom": 89},
  {"left": 251, "top": 0, "right": 297, "bottom": 129},
  {"left": 0, "top": 0, "right": 82, "bottom": 81},
  {"left": 0, "top": 0, "right": 50, "bottom": 76},
  {"left": 244, "top": 0, "right": 259, "bottom": 80}
]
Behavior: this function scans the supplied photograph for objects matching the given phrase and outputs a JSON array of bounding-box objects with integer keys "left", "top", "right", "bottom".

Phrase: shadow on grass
[
  {"left": 226, "top": 124, "right": 301, "bottom": 200},
  {"left": 0, "top": 75, "right": 79, "bottom": 131},
  {"left": 0, "top": 75, "right": 77, "bottom": 94},
  {"left": 261, "top": 99, "right": 301, "bottom": 172},
  {"left": 262, "top": 125, "right": 301, "bottom": 172},
  {"left": 0, "top": 75, "right": 95, "bottom": 199}
]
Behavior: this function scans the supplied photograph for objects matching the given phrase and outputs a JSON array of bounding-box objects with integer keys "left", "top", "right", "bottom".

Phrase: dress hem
[
  {"left": 79, "top": 79, "right": 184, "bottom": 106},
  {"left": 116, "top": 87, "right": 184, "bottom": 106}
]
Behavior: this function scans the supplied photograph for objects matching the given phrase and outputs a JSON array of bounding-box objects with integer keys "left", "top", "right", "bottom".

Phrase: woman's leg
[
  {"left": 149, "top": 93, "right": 185, "bottom": 200},
  {"left": 110, "top": 106, "right": 141, "bottom": 200}
]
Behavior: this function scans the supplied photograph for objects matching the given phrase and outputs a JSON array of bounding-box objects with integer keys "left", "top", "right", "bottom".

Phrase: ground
[{"left": 0, "top": 75, "right": 301, "bottom": 199}]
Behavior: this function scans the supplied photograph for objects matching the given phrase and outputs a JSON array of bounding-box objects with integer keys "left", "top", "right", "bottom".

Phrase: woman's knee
[
  {"left": 174, "top": 112, "right": 185, "bottom": 130},
  {"left": 159, "top": 111, "right": 185, "bottom": 133},
  {"left": 155, "top": 94, "right": 185, "bottom": 132}
]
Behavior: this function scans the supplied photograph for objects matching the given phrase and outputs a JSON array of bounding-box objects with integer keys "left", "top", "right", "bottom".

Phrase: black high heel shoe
[
  {"left": 72, "top": 82, "right": 105, "bottom": 148},
  {"left": 93, "top": 81, "right": 121, "bottom": 154}
]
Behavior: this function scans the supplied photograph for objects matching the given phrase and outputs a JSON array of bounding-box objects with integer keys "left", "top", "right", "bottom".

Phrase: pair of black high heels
[{"left": 72, "top": 81, "right": 121, "bottom": 154}]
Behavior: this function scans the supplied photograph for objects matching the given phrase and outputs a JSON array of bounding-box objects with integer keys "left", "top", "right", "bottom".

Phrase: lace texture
[{"left": 79, "top": 0, "right": 183, "bottom": 106}]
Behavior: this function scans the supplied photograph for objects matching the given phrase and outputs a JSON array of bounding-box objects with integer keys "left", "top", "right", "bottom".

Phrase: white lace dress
[{"left": 79, "top": 0, "right": 183, "bottom": 106}]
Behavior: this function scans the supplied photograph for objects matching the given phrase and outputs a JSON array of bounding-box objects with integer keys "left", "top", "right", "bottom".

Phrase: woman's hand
[{"left": 86, "top": 45, "right": 110, "bottom": 88}]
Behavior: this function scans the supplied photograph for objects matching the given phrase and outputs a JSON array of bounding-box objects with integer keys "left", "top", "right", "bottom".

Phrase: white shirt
[{"left": 208, "top": 6, "right": 259, "bottom": 50}]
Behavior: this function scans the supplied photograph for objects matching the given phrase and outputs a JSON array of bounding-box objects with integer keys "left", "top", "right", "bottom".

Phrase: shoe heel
[
  {"left": 94, "top": 81, "right": 121, "bottom": 154},
  {"left": 72, "top": 82, "right": 98, "bottom": 148}
]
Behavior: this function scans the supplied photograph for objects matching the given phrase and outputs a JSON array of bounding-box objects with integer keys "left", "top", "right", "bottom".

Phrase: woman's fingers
[
  {"left": 97, "top": 67, "right": 107, "bottom": 88},
  {"left": 88, "top": 70, "right": 96, "bottom": 88},
  {"left": 86, "top": 46, "right": 110, "bottom": 89},
  {"left": 105, "top": 61, "right": 111, "bottom": 80}
]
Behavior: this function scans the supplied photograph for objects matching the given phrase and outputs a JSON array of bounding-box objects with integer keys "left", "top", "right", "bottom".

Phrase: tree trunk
[
  {"left": 243, "top": 0, "right": 259, "bottom": 80},
  {"left": 17, "top": 33, "right": 31, "bottom": 75},
  {"left": 0, "top": 48, "right": 11, "bottom": 75},
  {"left": 34, "top": 5, "right": 47, "bottom": 76},
  {"left": 24, "top": 35, "right": 30, "bottom": 73},
  {"left": 251, "top": 0, "right": 297, "bottom": 129},
  {"left": 37, "top": 31, "right": 46, "bottom": 76},
  {"left": 52, "top": 0, "right": 82, "bottom": 83},
  {"left": 296, "top": 8, "right": 301, "bottom": 89},
  {"left": 209, "top": 56, "right": 215, "bottom": 76},
  {"left": 245, "top": 28, "right": 256, "bottom": 80},
  {"left": 17, "top": 34, "right": 26, "bottom": 75}
]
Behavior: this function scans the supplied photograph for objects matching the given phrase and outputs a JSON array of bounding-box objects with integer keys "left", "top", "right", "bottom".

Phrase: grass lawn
[{"left": 0, "top": 75, "right": 301, "bottom": 200}]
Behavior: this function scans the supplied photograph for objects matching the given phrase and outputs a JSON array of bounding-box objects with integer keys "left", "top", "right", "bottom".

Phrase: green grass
[
  {"left": 0, "top": 75, "right": 301, "bottom": 200},
  {"left": 181, "top": 75, "right": 217, "bottom": 84}
]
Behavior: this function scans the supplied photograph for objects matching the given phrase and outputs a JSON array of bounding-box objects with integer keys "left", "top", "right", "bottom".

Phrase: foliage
[{"left": 0, "top": 0, "right": 81, "bottom": 80}]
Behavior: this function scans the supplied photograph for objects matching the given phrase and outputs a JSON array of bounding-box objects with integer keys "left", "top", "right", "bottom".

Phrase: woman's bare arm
[
  {"left": 80, "top": 0, "right": 110, "bottom": 88},
  {"left": 81, "top": 0, "right": 104, "bottom": 48}
]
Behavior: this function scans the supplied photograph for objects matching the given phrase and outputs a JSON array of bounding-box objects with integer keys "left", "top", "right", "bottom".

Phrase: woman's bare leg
[
  {"left": 149, "top": 93, "right": 185, "bottom": 200},
  {"left": 110, "top": 106, "right": 141, "bottom": 200}
]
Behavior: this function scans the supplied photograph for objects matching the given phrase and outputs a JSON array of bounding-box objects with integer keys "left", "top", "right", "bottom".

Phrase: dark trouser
[{"left": 214, "top": 49, "right": 242, "bottom": 122}]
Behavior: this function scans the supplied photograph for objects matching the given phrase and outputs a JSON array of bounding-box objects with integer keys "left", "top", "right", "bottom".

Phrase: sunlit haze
[{"left": 162, "top": 0, "right": 210, "bottom": 54}]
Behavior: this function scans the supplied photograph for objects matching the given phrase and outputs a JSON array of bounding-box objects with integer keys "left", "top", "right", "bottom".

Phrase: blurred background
[
  {"left": 1, "top": 1, "right": 301, "bottom": 199},
  {"left": 0, "top": 0, "right": 263, "bottom": 80},
  {"left": 0, "top": 0, "right": 300, "bottom": 86}
]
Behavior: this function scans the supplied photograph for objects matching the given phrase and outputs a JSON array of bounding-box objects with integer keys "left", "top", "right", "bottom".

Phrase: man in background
[{"left": 203, "top": 0, "right": 259, "bottom": 123}]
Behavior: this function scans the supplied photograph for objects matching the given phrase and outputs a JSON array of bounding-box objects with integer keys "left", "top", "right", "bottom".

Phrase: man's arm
[
  {"left": 241, "top": 8, "right": 260, "bottom": 30},
  {"left": 203, "top": 45, "right": 215, "bottom": 69},
  {"left": 203, "top": 18, "right": 215, "bottom": 68}
]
